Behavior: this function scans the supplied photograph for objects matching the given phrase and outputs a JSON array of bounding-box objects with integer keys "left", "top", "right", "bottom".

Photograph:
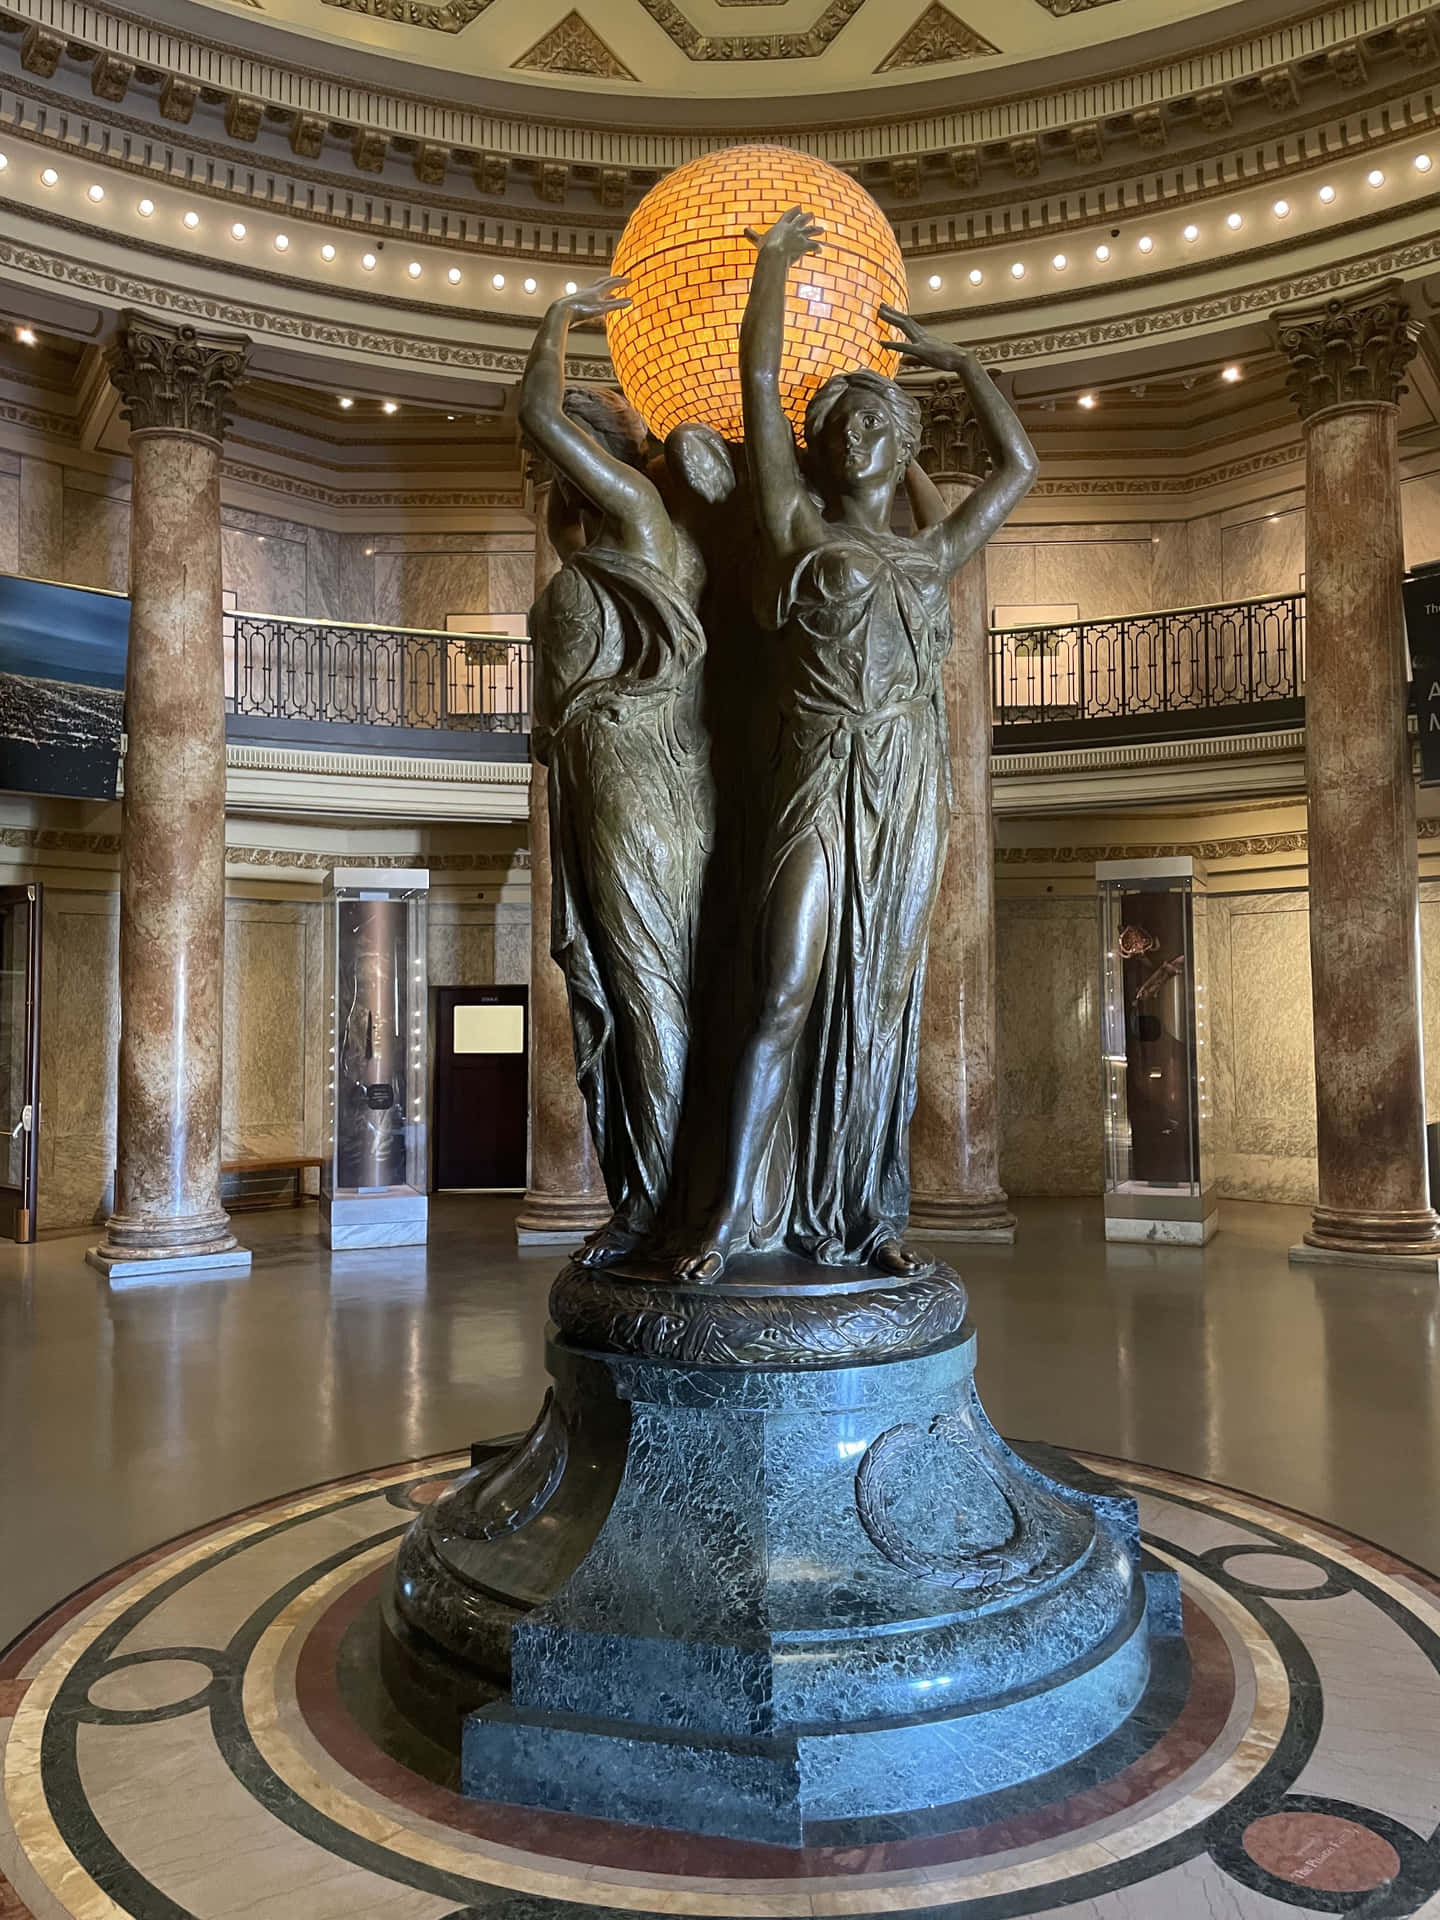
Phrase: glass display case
[
  {"left": 1096, "top": 856, "right": 1216, "bottom": 1245},
  {"left": 321, "top": 868, "right": 430, "bottom": 1249}
]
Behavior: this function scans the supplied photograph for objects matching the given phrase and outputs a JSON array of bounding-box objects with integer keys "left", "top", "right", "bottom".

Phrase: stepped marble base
[
  {"left": 322, "top": 1187, "right": 428, "bottom": 1250},
  {"left": 383, "top": 1255, "right": 1172, "bottom": 1846},
  {"left": 1289, "top": 1241, "right": 1440, "bottom": 1276},
  {"left": 86, "top": 1244, "right": 252, "bottom": 1280}
]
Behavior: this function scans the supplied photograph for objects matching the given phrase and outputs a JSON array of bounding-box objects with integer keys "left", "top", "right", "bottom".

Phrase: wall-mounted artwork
[{"left": 0, "top": 575, "right": 128, "bottom": 800}]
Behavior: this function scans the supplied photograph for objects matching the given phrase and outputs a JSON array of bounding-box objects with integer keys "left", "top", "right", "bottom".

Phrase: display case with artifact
[
  {"left": 1097, "top": 854, "right": 1215, "bottom": 1244},
  {"left": 321, "top": 868, "right": 429, "bottom": 1249}
]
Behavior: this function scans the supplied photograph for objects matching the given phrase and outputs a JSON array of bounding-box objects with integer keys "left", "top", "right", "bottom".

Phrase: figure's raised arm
[
  {"left": 518, "top": 280, "right": 674, "bottom": 569},
  {"left": 879, "top": 308, "right": 1038, "bottom": 579},
  {"left": 740, "top": 210, "right": 826, "bottom": 579}
]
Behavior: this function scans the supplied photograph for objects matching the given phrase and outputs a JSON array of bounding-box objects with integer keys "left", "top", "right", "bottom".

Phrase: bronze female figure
[
  {"left": 520, "top": 280, "right": 718, "bottom": 1266},
  {"left": 675, "top": 208, "right": 1038, "bottom": 1281}
]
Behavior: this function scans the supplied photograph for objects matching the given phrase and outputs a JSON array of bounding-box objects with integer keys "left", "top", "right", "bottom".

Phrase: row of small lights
[
  {"left": 923, "top": 155, "right": 1435, "bottom": 293},
  {"left": 1075, "top": 363, "right": 1244, "bottom": 411},
  {"left": 1, "top": 153, "right": 579, "bottom": 293}
]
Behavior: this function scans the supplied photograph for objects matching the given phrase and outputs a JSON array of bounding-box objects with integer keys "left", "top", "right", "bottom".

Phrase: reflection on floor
[{"left": 3, "top": 1193, "right": 1440, "bottom": 1919}]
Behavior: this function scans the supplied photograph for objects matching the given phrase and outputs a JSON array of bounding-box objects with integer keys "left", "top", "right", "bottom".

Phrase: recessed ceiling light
[
  {"left": 968, "top": 267, "right": 984, "bottom": 285},
  {"left": 361, "top": 252, "right": 377, "bottom": 270},
  {"left": 448, "top": 266, "right": 462, "bottom": 285},
  {"left": 1273, "top": 199, "right": 1290, "bottom": 217},
  {"left": 1226, "top": 212, "right": 1243, "bottom": 230},
  {"left": 0, "top": 154, "right": 7, "bottom": 171},
  {"left": 1417, "top": 153, "right": 1434, "bottom": 172},
  {"left": 1368, "top": 168, "right": 1385, "bottom": 187},
  {"left": 321, "top": 243, "right": 336, "bottom": 262},
  {"left": 15, "top": 326, "right": 36, "bottom": 347},
  {"left": 1137, "top": 235, "right": 1154, "bottom": 254},
  {"left": 381, "top": 401, "right": 399, "bottom": 414},
  {"left": 86, "top": 183, "right": 104, "bottom": 203},
  {"left": 1095, "top": 244, "right": 1111, "bottom": 261},
  {"left": 407, "top": 260, "right": 422, "bottom": 278},
  {"left": 523, "top": 276, "right": 538, "bottom": 293},
  {"left": 230, "top": 221, "right": 246, "bottom": 239},
  {"left": 40, "top": 168, "right": 58, "bottom": 188},
  {"left": 364, "top": 546, "right": 374, "bottom": 556},
  {"left": 183, "top": 209, "right": 199, "bottom": 228},
  {"left": 447, "top": 413, "right": 457, "bottom": 420},
  {"left": 926, "top": 273, "right": 942, "bottom": 290},
  {"left": 1183, "top": 223, "right": 1199, "bottom": 241},
  {"left": 1052, "top": 253, "right": 1067, "bottom": 270},
  {"left": 491, "top": 272, "right": 506, "bottom": 289},
  {"left": 337, "top": 396, "right": 353, "bottom": 409},
  {"left": 274, "top": 233, "right": 289, "bottom": 251},
  {"left": 137, "top": 197, "right": 154, "bottom": 217},
  {"left": 1319, "top": 184, "right": 1336, "bottom": 203},
  {"left": 1010, "top": 261, "right": 1025, "bottom": 279},
  {"left": 1222, "top": 365, "right": 1242, "bottom": 383},
  {"left": 564, "top": 280, "right": 578, "bottom": 294},
  {"left": 1079, "top": 393, "right": 1097, "bottom": 409}
]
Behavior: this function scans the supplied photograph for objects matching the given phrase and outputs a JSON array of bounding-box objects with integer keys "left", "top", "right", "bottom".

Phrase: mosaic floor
[{"left": 4, "top": 1448, "right": 1440, "bottom": 1920}]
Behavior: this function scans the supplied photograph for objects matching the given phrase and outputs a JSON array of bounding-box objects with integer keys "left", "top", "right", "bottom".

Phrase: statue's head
[
  {"left": 664, "top": 423, "right": 736, "bottom": 506},
  {"left": 803, "top": 370, "right": 921, "bottom": 498},
  {"left": 555, "top": 386, "right": 650, "bottom": 518}
]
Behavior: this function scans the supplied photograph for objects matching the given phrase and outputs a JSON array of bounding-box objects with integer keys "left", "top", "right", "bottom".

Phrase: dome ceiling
[{"left": 154, "top": 0, "right": 1303, "bottom": 113}]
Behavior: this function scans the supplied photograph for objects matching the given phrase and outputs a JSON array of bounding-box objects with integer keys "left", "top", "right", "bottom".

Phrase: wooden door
[
  {"left": 0, "top": 885, "right": 41, "bottom": 1240},
  {"left": 432, "top": 985, "right": 528, "bottom": 1191}
]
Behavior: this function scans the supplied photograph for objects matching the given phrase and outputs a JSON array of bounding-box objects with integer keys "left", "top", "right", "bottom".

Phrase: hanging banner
[{"left": 1404, "top": 571, "right": 1440, "bottom": 787}]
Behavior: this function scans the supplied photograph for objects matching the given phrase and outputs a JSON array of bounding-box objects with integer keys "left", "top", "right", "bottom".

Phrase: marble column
[
  {"left": 87, "top": 315, "right": 251, "bottom": 1279},
  {"left": 909, "top": 384, "right": 1015, "bottom": 1242},
  {"left": 1273, "top": 281, "right": 1440, "bottom": 1266},
  {"left": 515, "top": 464, "right": 609, "bottom": 1244}
]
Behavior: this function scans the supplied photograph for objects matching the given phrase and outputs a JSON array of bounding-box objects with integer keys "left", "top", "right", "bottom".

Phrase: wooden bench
[{"left": 221, "top": 1153, "right": 324, "bottom": 1210}]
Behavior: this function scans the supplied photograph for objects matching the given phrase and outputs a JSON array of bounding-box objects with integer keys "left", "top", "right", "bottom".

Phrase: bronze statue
[
  {"left": 519, "top": 280, "right": 723, "bottom": 1266},
  {"left": 673, "top": 209, "right": 1037, "bottom": 1280}
]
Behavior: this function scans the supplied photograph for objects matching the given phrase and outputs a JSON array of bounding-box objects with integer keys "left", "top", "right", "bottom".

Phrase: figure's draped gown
[
  {"left": 757, "top": 524, "right": 953, "bottom": 1262},
  {"left": 532, "top": 546, "right": 711, "bottom": 1234}
]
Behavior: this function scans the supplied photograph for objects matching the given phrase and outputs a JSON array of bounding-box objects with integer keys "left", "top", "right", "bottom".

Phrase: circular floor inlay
[
  {"left": 1243, "top": 1811, "right": 1402, "bottom": 1892},
  {"left": 3, "top": 1449, "right": 1440, "bottom": 1920}
]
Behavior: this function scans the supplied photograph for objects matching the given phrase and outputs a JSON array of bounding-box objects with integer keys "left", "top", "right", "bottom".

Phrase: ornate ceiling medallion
[
  {"left": 321, "top": 0, "right": 497, "bottom": 35},
  {"left": 1031, "top": 0, "right": 1121, "bottom": 13},
  {"left": 877, "top": 2, "right": 998, "bottom": 70},
  {"left": 513, "top": 10, "right": 637, "bottom": 77}
]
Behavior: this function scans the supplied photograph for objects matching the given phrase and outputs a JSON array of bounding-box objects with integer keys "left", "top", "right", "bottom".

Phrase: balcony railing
[
  {"left": 226, "top": 611, "right": 531, "bottom": 733},
  {"left": 222, "top": 595, "right": 1307, "bottom": 750},
  {"left": 991, "top": 592, "right": 1306, "bottom": 745}
]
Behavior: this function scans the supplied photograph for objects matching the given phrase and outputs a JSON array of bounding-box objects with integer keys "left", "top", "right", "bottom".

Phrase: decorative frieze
[
  {"left": 1273, "top": 279, "right": 1421, "bottom": 421},
  {"left": 107, "top": 313, "right": 250, "bottom": 448}
]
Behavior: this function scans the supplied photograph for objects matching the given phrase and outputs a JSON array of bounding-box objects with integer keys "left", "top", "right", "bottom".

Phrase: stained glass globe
[{"left": 606, "top": 144, "right": 908, "bottom": 444}]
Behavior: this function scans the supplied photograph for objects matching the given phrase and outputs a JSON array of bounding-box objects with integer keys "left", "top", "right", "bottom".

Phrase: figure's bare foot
[
  {"left": 875, "top": 1238, "right": 928, "bottom": 1277},
  {"left": 674, "top": 1215, "right": 735, "bottom": 1283},
  {"left": 575, "top": 1218, "right": 640, "bottom": 1269}
]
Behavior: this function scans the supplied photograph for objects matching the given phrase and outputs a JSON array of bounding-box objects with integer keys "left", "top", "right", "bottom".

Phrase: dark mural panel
[{"left": 0, "top": 575, "right": 128, "bottom": 800}]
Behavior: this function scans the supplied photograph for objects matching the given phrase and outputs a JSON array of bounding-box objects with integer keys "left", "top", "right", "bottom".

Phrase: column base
[
  {"left": 87, "top": 1244, "right": 252, "bottom": 1280},
  {"left": 1301, "top": 1205, "right": 1440, "bottom": 1260},
  {"left": 514, "top": 1189, "right": 610, "bottom": 1245},
  {"left": 1289, "top": 1241, "right": 1440, "bottom": 1276},
  {"left": 908, "top": 1190, "right": 1016, "bottom": 1242}
]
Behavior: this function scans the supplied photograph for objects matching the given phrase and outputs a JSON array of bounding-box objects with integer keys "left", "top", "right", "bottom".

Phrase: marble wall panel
[
  {"left": 19, "top": 458, "right": 64, "bottom": 581},
  {"left": 1150, "top": 524, "right": 1191, "bottom": 612},
  {"left": 1221, "top": 510, "right": 1306, "bottom": 602},
  {"left": 985, "top": 542, "right": 1037, "bottom": 617},
  {"left": 306, "top": 529, "right": 342, "bottom": 620},
  {"left": 487, "top": 552, "right": 535, "bottom": 617},
  {"left": 374, "top": 551, "right": 491, "bottom": 631},
  {"left": 1189, "top": 515, "right": 1223, "bottom": 605},
  {"left": 0, "top": 472, "right": 19, "bottom": 575},
  {"left": 995, "top": 896, "right": 1102, "bottom": 1195},
  {"left": 338, "top": 534, "right": 377, "bottom": 625},
  {"left": 39, "top": 892, "right": 120, "bottom": 1229},
  {"left": 1215, "top": 893, "right": 1317, "bottom": 1204},
  {"left": 62, "top": 488, "right": 129, "bottom": 593},
  {"left": 222, "top": 527, "right": 307, "bottom": 617},
  {"left": 1032, "top": 539, "right": 1155, "bottom": 619},
  {"left": 222, "top": 904, "right": 318, "bottom": 1155}
]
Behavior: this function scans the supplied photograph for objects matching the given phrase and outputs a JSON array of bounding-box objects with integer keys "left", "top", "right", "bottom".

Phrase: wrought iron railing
[
  {"left": 991, "top": 592, "right": 1306, "bottom": 739},
  {"left": 226, "top": 611, "right": 532, "bottom": 733}
]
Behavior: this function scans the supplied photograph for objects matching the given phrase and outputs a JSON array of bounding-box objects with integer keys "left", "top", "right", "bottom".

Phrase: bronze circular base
[
  {"left": 548, "top": 1253, "right": 970, "bottom": 1366},
  {"left": 1305, "top": 1204, "right": 1440, "bottom": 1257}
]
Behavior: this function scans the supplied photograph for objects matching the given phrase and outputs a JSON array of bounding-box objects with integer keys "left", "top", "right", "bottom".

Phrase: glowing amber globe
[{"left": 607, "top": 145, "right": 908, "bottom": 444}]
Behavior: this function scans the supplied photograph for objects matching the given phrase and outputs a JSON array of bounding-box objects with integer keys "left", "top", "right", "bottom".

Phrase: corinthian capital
[
  {"left": 915, "top": 379, "right": 991, "bottom": 484},
  {"left": 1272, "top": 279, "right": 1420, "bottom": 423},
  {"left": 107, "top": 312, "right": 250, "bottom": 447}
]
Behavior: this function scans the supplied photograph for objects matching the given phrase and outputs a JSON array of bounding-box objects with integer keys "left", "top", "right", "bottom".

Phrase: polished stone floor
[
  {"left": 4, "top": 1192, "right": 1440, "bottom": 1650},
  {"left": 5, "top": 1192, "right": 1440, "bottom": 1920}
]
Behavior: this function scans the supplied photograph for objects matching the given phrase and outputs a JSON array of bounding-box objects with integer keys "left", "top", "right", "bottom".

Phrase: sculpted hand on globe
[
  {"left": 557, "top": 274, "right": 633, "bottom": 324},
  {"left": 745, "top": 206, "right": 825, "bottom": 265},
  {"left": 877, "top": 304, "right": 981, "bottom": 376}
]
